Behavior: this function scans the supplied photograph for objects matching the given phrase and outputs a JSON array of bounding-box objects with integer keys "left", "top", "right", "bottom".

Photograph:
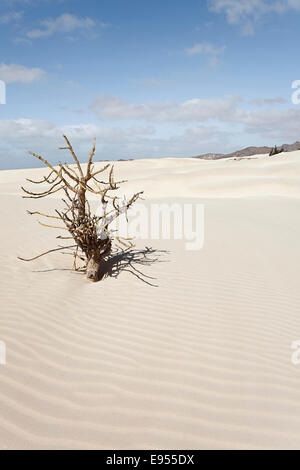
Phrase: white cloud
[
  {"left": 241, "top": 21, "right": 255, "bottom": 36},
  {"left": 251, "top": 97, "right": 287, "bottom": 106},
  {"left": 0, "top": 10, "right": 23, "bottom": 23},
  {"left": 3, "top": 104, "right": 300, "bottom": 169},
  {"left": 184, "top": 42, "right": 226, "bottom": 56},
  {"left": 90, "top": 95, "right": 241, "bottom": 122},
  {"left": 26, "top": 13, "right": 99, "bottom": 39},
  {"left": 0, "top": 63, "right": 46, "bottom": 83},
  {"left": 231, "top": 107, "right": 300, "bottom": 140},
  {"left": 208, "top": 0, "right": 300, "bottom": 34},
  {"left": 13, "top": 37, "right": 31, "bottom": 45},
  {"left": 65, "top": 80, "right": 80, "bottom": 88},
  {"left": 88, "top": 94, "right": 300, "bottom": 145},
  {"left": 2, "top": 0, "right": 34, "bottom": 5},
  {"left": 209, "top": 0, "right": 266, "bottom": 24},
  {"left": 0, "top": 119, "right": 155, "bottom": 140},
  {"left": 0, "top": 119, "right": 234, "bottom": 168},
  {"left": 134, "top": 78, "right": 162, "bottom": 87},
  {"left": 207, "top": 56, "right": 220, "bottom": 67},
  {"left": 58, "top": 123, "right": 155, "bottom": 140}
]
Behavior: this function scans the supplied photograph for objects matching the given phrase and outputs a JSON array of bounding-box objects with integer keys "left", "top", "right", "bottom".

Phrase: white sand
[{"left": 0, "top": 151, "right": 300, "bottom": 449}]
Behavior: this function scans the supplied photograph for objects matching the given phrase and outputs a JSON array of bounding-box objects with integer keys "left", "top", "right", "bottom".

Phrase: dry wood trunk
[
  {"left": 78, "top": 186, "right": 87, "bottom": 220},
  {"left": 86, "top": 256, "right": 101, "bottom": 282},
  {"left": 86, "top": 238, "right": 112, "bottom": 281}
]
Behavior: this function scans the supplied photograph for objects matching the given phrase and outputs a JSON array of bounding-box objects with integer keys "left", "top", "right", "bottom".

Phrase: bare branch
[
  {"left": 22, "top": 184, "right": 66, "bottom": 199},
  {"left": 27, "top": 210, "right": 61, "bottom": 220},
  {"left": 28, "top": 152, "right": 76, "bottom": 193},
  {"left": 87, "top": 137, "right": 96, "bottom": 176},
  {"left": 90, "top": 163, "right": 110, "bottom": 179},
  {"left": 26, "top": 170, "right": 58, "bottom": 185},
  {"left": 60, "top": 135, "right": 84, "bottom": 178},
  {"left": 18, "top": 245, "right": 76, "bottom": 262},
  {"left": 38, "top": 221, "right": 69, "bottom": 230},
  {"left": 21, "top": 178, "right": 62, "bottom": 197}
]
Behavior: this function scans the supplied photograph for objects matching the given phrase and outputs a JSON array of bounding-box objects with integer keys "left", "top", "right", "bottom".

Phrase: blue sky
[{"left": 1, "top": 0, "right": 300, "bottom": 169}]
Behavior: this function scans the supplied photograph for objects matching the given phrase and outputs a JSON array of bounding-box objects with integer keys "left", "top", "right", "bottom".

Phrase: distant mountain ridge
[{"left": 193, "top": 141, "right": 300, "bottom": 160}]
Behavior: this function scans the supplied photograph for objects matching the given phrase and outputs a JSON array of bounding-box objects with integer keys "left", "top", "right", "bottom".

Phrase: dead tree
[{"left": 18, "top": 135, "right": 143, "bottom": 281}]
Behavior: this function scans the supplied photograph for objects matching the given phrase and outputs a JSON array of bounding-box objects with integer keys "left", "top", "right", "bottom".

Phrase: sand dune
[{"left": 0, "top": 151, "right": 300, "bottom": 449}]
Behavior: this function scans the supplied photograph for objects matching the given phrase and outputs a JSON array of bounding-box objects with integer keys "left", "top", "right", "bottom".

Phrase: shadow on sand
[
  {"left": 98, "top": 246, "right": 169, "bottom": 286},
  {"left": 33, "top": 246, "right": 169, "bottom": 287}
]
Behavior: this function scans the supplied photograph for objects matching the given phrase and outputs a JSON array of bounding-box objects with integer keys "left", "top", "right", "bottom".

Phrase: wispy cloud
[
  {"left": 0, "top": 63, "right": 46, "bottom": 83},
  {"left": 13, "top": 37, "right": 32, "bottom": 45},
  {"left": 251, "top": 97, "right": 287, "bottom": 106},
  {"left": 0, "top": 10, "right": 23, "bottom": 24},
  {"left": 26, "top": 13, "right": 105, "bottom": 39},
  {"left": 90, "top": 94, "right": 241, "bottom": 122},
  {"left": 90, "top": 93, "right": 300, "bottom": 142},
  {"left": 1, "top": 0, "right": 32, "bottom": 6},
  {"left": 0, "top": 119, "right": 155, "bottom": 140},
  {"left": 208, "top": 0, "right": 300, "bottom": 34},
  {"left": 231, "top": 107, "right": 300, "bottom": 141},
  {"left": 1, "top": 0, "right": 71, "bottom": 6},
  {"left": 2, "top": 103, "right": 300, "bottom": 168},
  {"left": 65, "top": 80, "right": 80, "bottom": 89},
  {"left": 184, "top": 42, "right": 226, "bottom": 67},
  {"left": 133, "top": 78, "right": 162, "bottom": 87},
  {"left": 184, "top": 42, "right": 226, "bottom": 56},
  {"left": 0, "top": 118, "right": 233, "bottom": 168}
]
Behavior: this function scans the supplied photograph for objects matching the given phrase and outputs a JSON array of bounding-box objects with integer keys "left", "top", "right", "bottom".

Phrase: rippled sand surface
[{"left": 0, "top": 151, "right": 300, "bottom": 449}]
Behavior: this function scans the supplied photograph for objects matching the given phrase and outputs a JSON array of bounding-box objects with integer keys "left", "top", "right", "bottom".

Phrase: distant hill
[{"left": 193, "top": 141, "right": 300, "bottom": 160}]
